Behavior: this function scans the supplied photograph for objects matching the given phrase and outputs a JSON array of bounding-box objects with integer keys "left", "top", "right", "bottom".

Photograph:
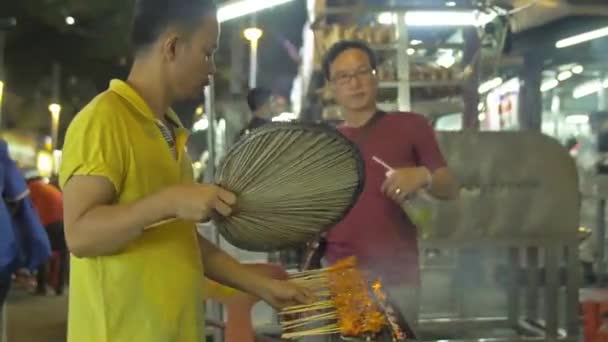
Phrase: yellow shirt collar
[
  {"left": 109, "top": 79, "right": 190, "bottom": 157},
  {"left": 108, "top": 79, "right": 184, "bottom": 128}
]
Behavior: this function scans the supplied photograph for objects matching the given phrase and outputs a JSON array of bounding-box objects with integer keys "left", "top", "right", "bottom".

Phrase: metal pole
[
  {"left": 0, "top": 28, "right": 6, "bottom": 342},
  {"left": 230, "top": 24, "right": 245, "bottom": 94},
  {"left": 565, "top": 242, "right": 580, "bottom": 337},
  {"left": 525, "top": 247, "right": 539, "bottom": 322},
  {"left": 51, "top": 113, "right": 60, "bottom": 152},
  {"left": 0, "top": 18, "right": 16, "bottom": 131},
  {"left": 0, "top": 30, "right": 6, "bottom": 130},
  {"left": 51, "top": 121, "right": 59, "bottom": 152},
  {"left": 203, "top": 76, "right": 223, "bottom": 341},
  {"left": 507, "top": 247, "right": 521, "bottom": 327},
  {"left": 544, "top": 245, "right": 559, "bottom": 339},
  {"left": 396, "top": 12, "right": 410, "bottom": 111},
  {"left": 598, "top": 73, "right": 607, "bottom": 111},
  {"left": 0, "top": 21, "right": 14, "bottom": 342},
  {"left": 596, "top": 74, "right": 608, "bottom": 284},
  {"left": 52, "top": 63, "right": 60, "bottom": 103},
  {"left": 518, "top": 52, "right": 542, "bottom": 131},
  {"left": 249, "top": 39, "right": 258, "bottom": 89},
  {"left": 205, "top": 76, "right": 217, "bottom": 179},
  {"left": 597, "top": 198, "right": 606, "bottom": 283},
  {"left": 462, "top": 27, "right": 480, "bottom": 130},
  {"left": 0, "top": 303, "right": 5, "bottom": 342},
  {"left": 551, "top": 90, "right": 560, "bottom": 138},
  {"left": 50, "top": 63, "right": 61, "bottom": 175}
]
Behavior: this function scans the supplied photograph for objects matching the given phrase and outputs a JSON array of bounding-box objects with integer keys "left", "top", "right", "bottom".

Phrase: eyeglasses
[{"left": 330, "top": 68, "right": 376, "bottom": 86}]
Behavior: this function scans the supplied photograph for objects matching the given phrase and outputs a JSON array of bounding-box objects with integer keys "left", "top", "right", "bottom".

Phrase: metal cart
[{"left": 417, "top": 131, "right": 580, "bottom": 342}]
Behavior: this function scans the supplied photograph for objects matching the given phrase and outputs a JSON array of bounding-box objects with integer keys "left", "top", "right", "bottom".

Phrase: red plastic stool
[{"left": 581, "top": 289, "right": 608, "bottom": 342}]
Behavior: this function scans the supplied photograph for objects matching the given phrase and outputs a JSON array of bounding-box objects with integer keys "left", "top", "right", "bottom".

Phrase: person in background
[
  {"left": 271, "top": 94, "right": 288, "bottom": 115},
  {"left": 238, "top": 87, "right": 274, "bottom": 138},
  {"left": 313, "top": 40, "right": 459, "bottom": 340},
  {"left": 0, "top": 141, "right": 50, "bottom": 305},
  {"left": 59, "top": 1, "right": 312, "bottom": 341},
  {"left": 25, "top": 171, "right": 67, "bottom": 295},
  {"left": 579, "top": 227, "right": 597, "bottom": 285},
  {"left": 565, "top": 136, "right": 579, "bottom": 156}
]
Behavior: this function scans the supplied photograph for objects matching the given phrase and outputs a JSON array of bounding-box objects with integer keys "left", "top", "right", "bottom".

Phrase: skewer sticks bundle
[{"left": 280, "top": 257, "right": 398, "bottom": 340}]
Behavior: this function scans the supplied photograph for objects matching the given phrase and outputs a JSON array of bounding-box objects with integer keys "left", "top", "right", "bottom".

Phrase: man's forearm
[
  {"left": 198, "top": 236, "right": 268, "bottom": 296},
  {"left": 429, "top": 168, "right": 459, "bottom": 200},
  {"left": 68, "top": 190, "right": 173, "bottom": 257}
]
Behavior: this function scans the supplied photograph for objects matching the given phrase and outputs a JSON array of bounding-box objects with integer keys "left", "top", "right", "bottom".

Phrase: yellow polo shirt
[{"left": 60, "top": 80, "right": 207, "bottom": 342}]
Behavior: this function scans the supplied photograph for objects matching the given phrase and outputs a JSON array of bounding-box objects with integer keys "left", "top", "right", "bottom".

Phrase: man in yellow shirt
[{"left": 59, "top": 1, "right": 312, "bottom": 341}]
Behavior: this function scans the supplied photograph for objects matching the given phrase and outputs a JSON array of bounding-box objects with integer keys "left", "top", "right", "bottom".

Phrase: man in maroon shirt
[{"left": 321, "top": 40, "right": 458, "bottom": 339}]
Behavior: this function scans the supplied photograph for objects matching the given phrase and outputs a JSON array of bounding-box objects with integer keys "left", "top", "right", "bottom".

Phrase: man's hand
[
  {"left": 255, "top": 278, "right": 315, "bottom": 310},
  {"left": 381, "top": 167, "right": 430, "bottom": 203},
  {"left": 167, "top": 184, "right": 237, "bottom": 221}
]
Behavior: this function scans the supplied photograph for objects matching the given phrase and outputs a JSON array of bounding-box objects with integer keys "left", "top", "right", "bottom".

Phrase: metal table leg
[
  {"left": 525, "top": 247, "right": 539, "bottom": 322},
  {"left": 565, "top": 242, "right": 580, "bottom": 338},
  {"left": 507, "top": 247, "right": 521, "bottom": 327},
  {"left": 544, "top": 246, "right": 559, "bottom": 339},
  {"left": 0, "top": 303, "right": 6, "bottom": 342},
  {"left": 597, "top": 199, "right": 606, "bottom": 284}
]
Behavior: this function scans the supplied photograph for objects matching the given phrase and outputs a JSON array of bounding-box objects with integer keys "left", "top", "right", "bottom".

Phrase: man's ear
[{"left": 161, "top": 34, "right": 180, "bottom": 62}]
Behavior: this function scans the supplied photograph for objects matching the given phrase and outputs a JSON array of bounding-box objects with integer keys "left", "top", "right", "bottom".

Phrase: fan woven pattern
[{"left": 213, "top": 123, "right": 365, "bottom": 251}]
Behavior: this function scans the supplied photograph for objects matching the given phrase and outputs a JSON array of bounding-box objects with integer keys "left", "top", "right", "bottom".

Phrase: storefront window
[
  {"left": 483, "top": 78, "right": 520, "bottom": 131},
  {"left": 434, "top": 113, "right": 462, "bottom": 131}
]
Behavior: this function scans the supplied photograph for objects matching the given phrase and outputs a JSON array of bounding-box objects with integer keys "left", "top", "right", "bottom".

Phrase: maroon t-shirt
[{"left": 325, "top": 112, "right": 447, "bottom": 285}]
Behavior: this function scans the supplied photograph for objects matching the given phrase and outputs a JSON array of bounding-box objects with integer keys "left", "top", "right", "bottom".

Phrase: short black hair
[
  {"left": 322, "top": 40, "right": 377, "bottom": 80},
  {"left": 247, "top": 88, "right": 272, "bottom": 112},
  {"left": 131, "top": 0, "right": 217, "bottom": 52}
]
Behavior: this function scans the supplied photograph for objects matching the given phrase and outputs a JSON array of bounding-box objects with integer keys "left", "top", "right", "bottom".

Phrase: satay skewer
[
  {"left": 280, "top": 300, "right": 334, "bottom": 311},
  {"left": 282, "top": 325, "right": 341, "bottom": 339},
  {"left": 290, "top": 258, "right": 356, "bottom": 278},
  {"left": 280, "top": 257, "right": 400, "bottom": 340},
  {"left": 281, "top": 312, "right": 338, "bottom": 329},
  {"left": 279, "top": 303, "right": 334, "bottom": 313}
]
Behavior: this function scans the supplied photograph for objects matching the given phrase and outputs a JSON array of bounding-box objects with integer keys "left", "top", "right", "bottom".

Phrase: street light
[
  {"left": 244, "top": 27, "right": 263, "bottom": 88},
  {"left": 48, "top": 103, "right": 61, "bottom": 175},
  {"left": 218, "top": 0, "right": 295, "bottom": 23},
  {"left": 48, "top": 103, "right": 61, "bottom": 149}
]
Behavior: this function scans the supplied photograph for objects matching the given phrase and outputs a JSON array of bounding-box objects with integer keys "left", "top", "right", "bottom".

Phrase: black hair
[
  {"left": 131, "top": 0, "right": 217, "bottom": 52},
  {"left": 322, "top": 40, "right": 378, "bottom": 80},
  {"left": 247, "top": 88, "right": 272, "bottom": 112}
]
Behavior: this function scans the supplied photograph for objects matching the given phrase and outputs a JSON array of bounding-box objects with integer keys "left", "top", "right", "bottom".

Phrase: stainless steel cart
[{"left": 417, "top": 131, "right": 580, "bottom": 342}]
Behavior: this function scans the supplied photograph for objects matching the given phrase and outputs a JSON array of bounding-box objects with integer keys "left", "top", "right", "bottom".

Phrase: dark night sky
[
  {"left": 219, "top": 0, "right": 307, "bottom": 97},
  {"left": 0, "top": 1, "right": 307, "bottom": 133},
  {"left": 257, "top": 0, "right": 307, "bottom": 96}
]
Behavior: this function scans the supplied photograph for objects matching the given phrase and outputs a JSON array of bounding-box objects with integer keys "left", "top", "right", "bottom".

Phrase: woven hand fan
[{"left": 212, "top": 122, "right": 364, "bottom": 251}]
